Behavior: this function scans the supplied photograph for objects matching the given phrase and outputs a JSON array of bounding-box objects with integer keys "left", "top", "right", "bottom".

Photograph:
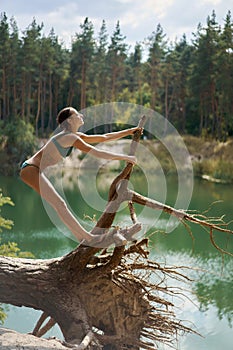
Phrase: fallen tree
[{"left": 0, "top": 116, "right": 232, "bottom": 349}]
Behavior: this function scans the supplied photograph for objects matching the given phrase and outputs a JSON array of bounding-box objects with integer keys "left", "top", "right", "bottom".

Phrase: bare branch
[
  {"left": 108, "top": 115, "right": 146, "bottom": 201},
  {"left": 128, "top": 200, "right": 138, "bottom": 224},
  {"left": 31, "top": 312, "right": 48, "bottom": 336},
  {"left": 35, "top": 317, "right": 56, "bottom": 338},
  {"left": 130, "top": 189, "right": 233, "bottom": 256}
]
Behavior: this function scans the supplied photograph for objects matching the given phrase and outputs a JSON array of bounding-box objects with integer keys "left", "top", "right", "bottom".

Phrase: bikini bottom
[{"left": 20, "top": 161, "right": 40, "bottom": 170}]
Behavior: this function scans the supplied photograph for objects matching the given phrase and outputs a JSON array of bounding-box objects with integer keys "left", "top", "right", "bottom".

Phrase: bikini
[
  {"left": 51, "top": 133, "right": 73, "bottom": 158},
  {"left": 20, "top": 161, "right": 40, "bottom": 170},
  {"left": 20, "top": 133, "right": 73, "bottom": 170}
]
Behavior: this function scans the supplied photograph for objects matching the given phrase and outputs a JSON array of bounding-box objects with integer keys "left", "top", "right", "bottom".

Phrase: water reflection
[
  {"left": 149, "top": 250, "right": 233, "bottom": 350},
  {"left": 195, "top": 259, "right": 233, "bottom": 326}
]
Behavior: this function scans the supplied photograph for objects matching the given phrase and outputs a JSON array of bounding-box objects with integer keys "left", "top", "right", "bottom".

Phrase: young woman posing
[{"left": 20, "top": 106, "right": 140, "bottom": 246}]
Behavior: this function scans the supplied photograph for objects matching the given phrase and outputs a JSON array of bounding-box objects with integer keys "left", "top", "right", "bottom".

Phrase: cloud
[
  {"left": 1, "top": 0, "right": 232, "bottom": 48},
  {"left": 202, "top": 0, "right": 223, "bottom": 5},
  {"left": 1, "top": 0, "right": 66, "bottom": 15}
]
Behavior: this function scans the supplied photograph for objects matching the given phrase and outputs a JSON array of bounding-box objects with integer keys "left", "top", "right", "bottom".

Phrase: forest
[{"left": 0, "top": 10, "right": 232, "bottom": 175}]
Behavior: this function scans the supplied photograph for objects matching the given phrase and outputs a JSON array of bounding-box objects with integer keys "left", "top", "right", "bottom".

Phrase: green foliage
[
  {"left": 0, "top": 190, "right": 14, "bottom": 232},
  {"left": 189, "top": 10, "right": 233, "bottom": 139},
  {"left": 4, "top": 118, "right": 36, "bottom": 156},
  {"left": 0, "top": 241, "right": 34, "bottom": 258},
  {"left": 0, "top": 304, "right": 7, "bottom": 325},
  {"left": 0, "top": 118, "right": 36, "bottom": 175},
  {"left": 0, "top": 190, "right": 13, "bottom": 324},
  {"left": 70, "top": 17, "right": 95, "bottom": 109},
  {"left": 0, "top": 189, "right": 34, "bottom": 256}
]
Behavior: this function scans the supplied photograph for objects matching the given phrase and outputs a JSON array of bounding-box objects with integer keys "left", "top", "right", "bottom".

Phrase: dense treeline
[{"left": 0, "top": 10, "right": 233, "bottom": 174}]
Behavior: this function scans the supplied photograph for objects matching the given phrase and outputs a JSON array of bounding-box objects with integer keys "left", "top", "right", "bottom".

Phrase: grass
[
  {"left": 140, "top": 135, "right": 233, "bottom": 183},
  {"left": 184, "top": 136, "right": 233, "bottom": 183}
]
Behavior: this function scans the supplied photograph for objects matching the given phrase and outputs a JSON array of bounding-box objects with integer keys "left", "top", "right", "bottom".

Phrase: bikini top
[{"left": 51, "top": 132, "right": 73, "bottom": 158}]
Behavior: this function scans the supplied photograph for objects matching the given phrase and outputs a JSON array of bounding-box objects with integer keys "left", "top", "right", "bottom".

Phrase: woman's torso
[{"left": 26, "top": 132, "right": 77, "bottom": 170}]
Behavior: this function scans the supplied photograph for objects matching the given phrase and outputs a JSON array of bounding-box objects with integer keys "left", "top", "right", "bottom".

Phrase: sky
[{"left": 1, "top": 0, "right": 232, "bottom": 49}]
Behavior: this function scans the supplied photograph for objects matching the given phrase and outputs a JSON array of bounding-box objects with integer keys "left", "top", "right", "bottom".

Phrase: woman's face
[{"left": 69, "top": 110, "right": 84, "bottom": 130}]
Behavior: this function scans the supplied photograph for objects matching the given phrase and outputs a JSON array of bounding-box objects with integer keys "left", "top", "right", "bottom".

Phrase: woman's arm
[
  {"left": 73, "top": 136, "right": 137, "bottom": 164},
  {"left": 77, "top": 127, "right": 142, "bottom": 144}
]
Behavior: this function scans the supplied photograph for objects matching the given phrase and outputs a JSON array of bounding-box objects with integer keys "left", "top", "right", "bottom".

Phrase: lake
[{"left": 0, "top": 171, "right": 233, "bottom": 350}]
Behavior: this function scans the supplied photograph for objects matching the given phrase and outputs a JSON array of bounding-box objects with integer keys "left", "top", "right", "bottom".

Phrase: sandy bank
[{"left": 0, "top": 327, "right": 68, "bottom": 350}]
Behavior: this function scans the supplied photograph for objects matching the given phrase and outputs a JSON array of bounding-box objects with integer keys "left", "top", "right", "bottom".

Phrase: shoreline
[{"left": 2, "top": 136, "right": 233, "bottom": 184}]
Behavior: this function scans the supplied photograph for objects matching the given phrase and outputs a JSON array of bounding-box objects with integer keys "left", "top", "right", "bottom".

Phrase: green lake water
[{"left": 0, "top": 172, "right": 233, "bottom": 349}]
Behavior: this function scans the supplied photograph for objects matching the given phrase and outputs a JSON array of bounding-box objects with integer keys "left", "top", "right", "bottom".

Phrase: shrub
[{"left": 0, "top": 118, "right": 37, "bottom": 175}]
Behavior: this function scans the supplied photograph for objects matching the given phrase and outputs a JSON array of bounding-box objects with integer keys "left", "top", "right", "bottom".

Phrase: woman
[{"left": 20, "top": 106, "right": 140, "bottom": 246}]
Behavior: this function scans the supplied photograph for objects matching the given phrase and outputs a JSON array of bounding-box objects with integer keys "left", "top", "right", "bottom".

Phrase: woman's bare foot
[
  {"left": 80, "top": 229, "right": 127, "bottom": 248},
  {"left": 80, "top": 222, "right": 142, "bottom": 248}
]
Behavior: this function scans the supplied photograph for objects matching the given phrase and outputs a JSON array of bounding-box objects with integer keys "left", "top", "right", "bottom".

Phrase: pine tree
[
  {"left": 92, "top": 20, "right": 109, "bottom": 104},
  {"left": 127, "top": 42, "right": 144, "bottom": 105},
  {"left": 107, "top": 21, "right": 128, "bottom": 102},
  {"left": 164, "top": 35, "right": 193, "bottom": 133},
  {"left": 145, "top": 24, "right": 167, "bottom": 136},
  {"left": 190, "top": 11, "right": 221, "bottom": 137},
  {"left": 8, "top": 17, "right": 21, "bottom": 118},
  {"left": 217, "top": 11, "right": 233, "bottom": 139},
  {"left": 146, "top": 24, "right": 167, "bottom": 112},
  {"left": 69, "top": 17, "right": 94, "bottom": 109},
  {"left": 20, "top": 19, "right": 43, "bottom": 122}
]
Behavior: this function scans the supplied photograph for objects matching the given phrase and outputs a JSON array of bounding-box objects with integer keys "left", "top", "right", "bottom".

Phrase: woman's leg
[{"left": 20, "top": 166, "right": 94, "bottom": 242}]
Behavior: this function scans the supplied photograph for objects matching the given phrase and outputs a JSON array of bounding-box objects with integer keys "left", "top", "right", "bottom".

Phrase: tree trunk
[
  {"left": 81, "top": 57, "right": 86, "bottom": 110},
  {"left": 1, "top": 66, "right": 6, "bottom": 120},
  {"left": 35, "top": 76, "right": 41, "bottom": 137},
  {"left": 47, "top": 72, "right": 53, "bottom": 130}
]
